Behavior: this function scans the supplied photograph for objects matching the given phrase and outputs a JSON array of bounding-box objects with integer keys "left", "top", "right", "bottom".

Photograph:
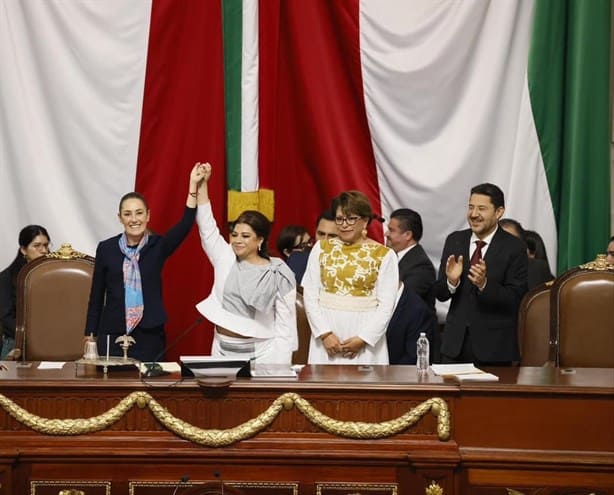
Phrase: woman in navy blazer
[{"left": 84, "top": 163, "right": 206, "bottom": 362}]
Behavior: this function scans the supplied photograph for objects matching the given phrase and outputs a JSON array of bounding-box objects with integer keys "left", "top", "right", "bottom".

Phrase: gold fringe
[
  {"left": 0, "top": 392, "right": 450, "bottom": 447},
  {"left": 227, "top": 189, "right": 275, "bottom": 222}
]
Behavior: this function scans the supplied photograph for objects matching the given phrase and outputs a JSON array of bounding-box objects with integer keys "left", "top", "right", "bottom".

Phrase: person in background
[
  {"left": 0, "top": 225, "right": 51, "bottom": 359},
  {"left": 435, "top": 183, "right": 528, "bottom": 366},
  {"left": 314, "top": 209, "right": 338, "bottom": 242},
  {"left": 84, "top": 164, "right": 204, "bottom": 362},
  {"left": 195, "top": 163, "right": 297, "bottom": 364},
  {"left": 385, "top": 208, "right": 436, "bottom": 310},
  {"left": 283, "top": 209, "right": 339, "bottom": 286},
  {"left": 276, "top": 225, "right": 312, "bottom": 261},
  {"left": 606, "top": 235, "right": 614, "bottom": 264},
  {"left": 276, "top": 225, "right": 313, "bottom": 283},
  {"left": 384, "top": 208, "right": 439, "bottom": 364},
  {"left": 303, "top": 191, "right": 398, "bottom": 364},
  {"left": 525, "top": 229, "right": 550, "bottom": 262},
  {"left": 500, "top": 219, "right": 554, "bottom": 290}
]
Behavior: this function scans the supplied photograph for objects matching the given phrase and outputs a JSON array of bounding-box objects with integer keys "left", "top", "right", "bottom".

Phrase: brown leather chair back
[
  {"left": 551, "top": 259, "right": 614, "bottom": 368},
  {"left": 292, "top": 288, "right": 311, "bottom": 364},
  {"left": 517, "top": 282, "right": 552, "bottom": 366},
  {"left": 15, "top": 244, "right": 94, "bottom": 361}
]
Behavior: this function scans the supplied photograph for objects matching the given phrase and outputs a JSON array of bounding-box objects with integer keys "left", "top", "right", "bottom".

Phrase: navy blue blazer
[
  {"left": 85, "top": 206, "right": 196, "bottom": 337},
  {"left": 434, "top": 227, "right": 528, "bottom": 362},
  {"left": 386, "top": 283, "right": 438, "bottom": 365}
]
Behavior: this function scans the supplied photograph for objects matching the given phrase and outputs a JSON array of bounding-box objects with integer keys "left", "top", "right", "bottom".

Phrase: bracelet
[{"left": 189, "top": 191, "right": 197, "bottom": 198}]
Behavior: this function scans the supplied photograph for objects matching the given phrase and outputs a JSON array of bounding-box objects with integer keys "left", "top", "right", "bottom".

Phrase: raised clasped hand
[{"left": 193, "top": 161, "right": 212, "bottom": 182}]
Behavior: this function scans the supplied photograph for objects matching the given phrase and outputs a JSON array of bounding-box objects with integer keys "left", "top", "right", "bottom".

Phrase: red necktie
[{"left": 470, "top": 240, "right": 486, "bottom": 266}]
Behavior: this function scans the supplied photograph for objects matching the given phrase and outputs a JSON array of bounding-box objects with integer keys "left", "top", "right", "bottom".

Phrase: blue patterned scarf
[{"left": 118, "top": 232, "right": 148, "bottom": 334}]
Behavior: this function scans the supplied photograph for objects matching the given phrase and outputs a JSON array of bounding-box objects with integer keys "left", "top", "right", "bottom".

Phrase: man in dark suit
[
  {"left": 385, "top": 208, "right": 439, "bottom": 364},
  {"left": 434, "top": 183, "right": 528, "bottom": 365},
  {"left": 386, "top": 283, "right": 436, "bottom": 364},
  {"left": 385, "top": 208, "right": 436, "bottom": 310}
]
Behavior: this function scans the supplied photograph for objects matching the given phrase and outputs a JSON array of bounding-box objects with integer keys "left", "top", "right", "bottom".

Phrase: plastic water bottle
[{"left": 416, "top": 332, "right": 430, "bottom": 374}]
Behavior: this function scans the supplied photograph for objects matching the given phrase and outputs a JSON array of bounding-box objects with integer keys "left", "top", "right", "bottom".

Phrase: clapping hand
[{"left": 445, "top": 254, "right": 463, "bottom": 286}]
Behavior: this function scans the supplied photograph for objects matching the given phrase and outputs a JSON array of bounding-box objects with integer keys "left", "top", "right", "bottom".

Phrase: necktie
[{"left": 470, "top": 240, "right": 486, "bottom": 266}]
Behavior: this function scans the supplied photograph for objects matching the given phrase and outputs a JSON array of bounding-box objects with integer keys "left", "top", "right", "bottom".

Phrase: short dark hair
[
  {"left": 499, "top": 218, "right": 526, "bottom": 244},
  {"left": 233, "top": 210, "right": 272, "bottom": 259},
  {"left": 470, "top": 183, "right": 505, "bottom": 209},
  {"left": 331, "top": 191, "right": 374, "bottom": 224},
  {"left": 276, "top": 225, "right": 308, "bottom": 259},
  {"left": 525, "top": 229, "right": 549, "bottom": 262},
  {"left": 316, "top": 208, "right": 335, "bottom": 226},
  {"left": 390, "top": 208, "right": 424, "bottom": 242}
]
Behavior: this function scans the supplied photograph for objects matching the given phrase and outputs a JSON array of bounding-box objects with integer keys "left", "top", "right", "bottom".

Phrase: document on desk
[
  {"left": 38, "top": 362, "right": 66, "bottom": 369},
  {"left": 250, "top": 364, "right": 298, "bottom": 378},
  {"left": 430, "top": 363, "right": 499, "bottom": 382}
]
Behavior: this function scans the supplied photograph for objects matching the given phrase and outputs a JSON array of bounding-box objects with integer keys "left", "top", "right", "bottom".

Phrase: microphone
[
  {"left": 213, "top": 470, "right": 224, "bottom": 495},
  {"left": 171, "top": 474, "right": 190, "bottom": 495},
  {"left": 142, "top": 317, "right": 205, "bottom": 377}
]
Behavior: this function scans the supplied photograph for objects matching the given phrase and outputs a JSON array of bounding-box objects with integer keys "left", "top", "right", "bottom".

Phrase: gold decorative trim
[
  {"left": 47, "top": 243, "right": 89, "bottom": 260},
  {"left": 316, "top": 482, "right": 398, "bottom": 495},
  {"left": 0, "top": 391, "right": 450, "bottom": 446},
  {"left": 129, "top": 481, "right": 299, "bottom": 495},
  {"left": 30, "top": 480, "right": 111, "bottom": 495},
  {"left": 580, "top": 254, "right": 614, "bottom": 271},
  {"left": 426, "top": 480, "right": 444, "bottom": 495}
]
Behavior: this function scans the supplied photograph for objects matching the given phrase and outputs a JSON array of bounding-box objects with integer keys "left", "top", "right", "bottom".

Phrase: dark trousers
[{"left": 441, "top": 328, "right": 512, "bottom": 367}]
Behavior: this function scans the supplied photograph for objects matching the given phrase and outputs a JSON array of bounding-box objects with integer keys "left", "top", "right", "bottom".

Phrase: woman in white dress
[
  {"left": 194, "top": 163, "right": 297, "bottom": 364},
  {"left": 303, "top": 191, "right": 398, "bottom": 364}
]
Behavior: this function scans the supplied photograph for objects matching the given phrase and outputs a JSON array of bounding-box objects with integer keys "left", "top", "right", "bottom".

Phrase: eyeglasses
[
  {"left": 335, "top": 215, "right": 362, "bottom": 226},
  {"left": 293, "top": 238, "right": 315, "bottom": 250}
]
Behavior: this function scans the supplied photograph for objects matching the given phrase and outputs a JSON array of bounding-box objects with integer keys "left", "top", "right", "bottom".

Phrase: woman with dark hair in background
[
  {"left": 195, "top": 163, "right": 297, "bottom": 364},
  {"left": 303, "top": 190, "right": 398, "bottom": 364},
  {"left": 276, "top": 225, "right": 312, "bottom": 261},
  {"left": 500, "top": 219, "right": 553, "bottom": 289},
  {"left": 0, "top": 225, "right": 51, "bottom": 358}
]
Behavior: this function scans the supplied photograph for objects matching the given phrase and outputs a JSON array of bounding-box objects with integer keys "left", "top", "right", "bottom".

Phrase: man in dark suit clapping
[{"left": 435, "top": 183, "right": 528, "bottom": 366}]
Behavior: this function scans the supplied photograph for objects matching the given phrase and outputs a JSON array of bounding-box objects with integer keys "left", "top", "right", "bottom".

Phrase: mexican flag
[{"left": 1, "top": 0, "right": 610, "bottom": 358}]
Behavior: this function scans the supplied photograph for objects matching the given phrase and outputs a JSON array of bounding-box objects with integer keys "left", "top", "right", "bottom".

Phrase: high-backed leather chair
[
  {"left": 292, "top": 288, "right": 311, "bottom": 364},
  {"left": 550, "top": 255, "right": 614, "bottom": 368},
  {"left": 517, "top": 281, "right": 553, "bottom": 366},
  {"left": 13, "top": 244, "right": 94, "bottom": 361}
]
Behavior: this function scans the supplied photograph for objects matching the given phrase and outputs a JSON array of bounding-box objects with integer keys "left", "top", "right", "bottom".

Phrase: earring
[{"left": 361, "top": 229, "right": 367, "bottom": 239}]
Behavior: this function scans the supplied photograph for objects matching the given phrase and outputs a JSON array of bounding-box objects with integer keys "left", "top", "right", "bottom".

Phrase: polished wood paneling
[{"left": 0, "top": 363, "right": 612, "bottom": 495}]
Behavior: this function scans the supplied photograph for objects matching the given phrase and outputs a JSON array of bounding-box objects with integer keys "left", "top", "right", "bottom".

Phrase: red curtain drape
[
  {"left": 259, "top": 0, "right": 383, "bottom": 243},
  {"left": 135, "top": 0, "right": 226, "bottom": 359}
]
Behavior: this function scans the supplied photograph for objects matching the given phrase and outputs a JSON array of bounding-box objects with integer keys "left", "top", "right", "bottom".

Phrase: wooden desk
[{"left": 0, "top": 363, "right": 612, "bottom": 495}]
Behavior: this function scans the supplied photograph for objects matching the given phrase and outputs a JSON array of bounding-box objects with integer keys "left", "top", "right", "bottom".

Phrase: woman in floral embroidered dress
[{"left": 302, "top": 191, "right": 398, "bottom": 364}]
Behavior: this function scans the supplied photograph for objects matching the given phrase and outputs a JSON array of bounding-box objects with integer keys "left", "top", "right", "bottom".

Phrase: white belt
[{"left": 318, "top": 290, "right": 377, "bottom": 311}]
